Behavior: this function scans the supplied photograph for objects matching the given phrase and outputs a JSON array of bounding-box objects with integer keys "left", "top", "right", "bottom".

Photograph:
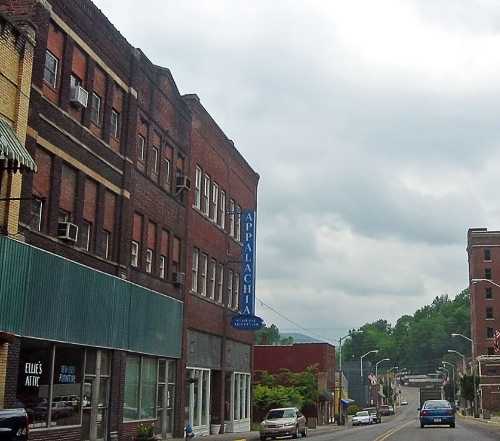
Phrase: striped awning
[{"left": 0, "top": 119, "right": 36, "bottom": 172}]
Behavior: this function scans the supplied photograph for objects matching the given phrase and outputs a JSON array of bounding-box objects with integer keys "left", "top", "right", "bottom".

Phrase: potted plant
[
  {"left": 210, "top": 415, "right": 222, "bottom": 435},
  {"left": 135, "top": 422, "right": 155, "bottom": 441}
]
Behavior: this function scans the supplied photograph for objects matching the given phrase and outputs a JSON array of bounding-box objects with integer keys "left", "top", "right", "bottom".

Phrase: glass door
[
  {"left": 82, "top": 350, "right": 111, "bottom": 441},
  {"left": 157, "top": 360, "right": 176, "bottom": 438}
]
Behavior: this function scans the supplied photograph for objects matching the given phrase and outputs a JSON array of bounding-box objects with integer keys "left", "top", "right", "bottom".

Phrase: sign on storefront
[{"left": 232, "top": 209, "right": 264, "bottom": 331}]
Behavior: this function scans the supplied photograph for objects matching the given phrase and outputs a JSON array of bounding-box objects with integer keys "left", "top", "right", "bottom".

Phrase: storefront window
[
  {"left": 232, "top": 373, "right": 251, "bottom": 422},
  {"left": 187, "top": 368, "right": 210, "bottom": 429},
  {"left": 124, "top": 356, "right": 140, "bottom": 420},
  {"left": 140, "top": 358, "right": 157, "bottom": 419},
  {"left": 17, "top": 340, "right": 52, "bottom": 429}
]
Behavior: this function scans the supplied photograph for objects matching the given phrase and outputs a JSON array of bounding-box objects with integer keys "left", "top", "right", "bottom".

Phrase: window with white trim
[
  {"left": 145, "top": 249, "right": 153, "bottom": 273},
  {"left": 194, "top": 166, "right": 202, "bottom": 209},
  {"left": 219, "top": 191, "right": 226, "bottom": 229},
  {"left": 192, "top": 248, "right": 199, "bottom": 292},
  {"left": 81, "top": 221, "right": 92, "bottom": 251},
  {"left": 232, "top": 373, "right": 251, "bottom": 422},
  {"left": 200, "top": 253, "right": 208, "bottom": 296},
  {"left": 43, "top": 50, "right": 58, "bottom": 88},
  {"left": 104, "top": 230, "right": 111, "bottom": 259},
  {"left": 203, "top": 174, "right": 210, "bottom": 216},
  {"left": 90, "top": 92, "right": 101, "bottom": 126},
  {"left": 186, "top": 368, "right": 210, "bottom": 429},
  {"left": 111, "top": 109, "right": 120, "bottom": 139},
  {"left": 227, "top": 269, "right": 233, "bottom": 308},
  {"left": 235, "top": 204, "right": 241, "bottom": 241},
  {"left": 233, "top": 273, "right": 240, "bottom": 311},
  {"left": 152, "top": 147, "right": 159, "bottom": 176},
  {"left": 217, "top": 264, "right": 224, "bottom": 303},
  {"left": 131, "top": 241, "right": 139, "bottom": 267},
  {"left": 137, "top": 135, "right": 146, "bottom": 162},
  {"left": 211, "top": 182, "right": 219, "bottom": 223},
  {"left": 160, "top": 255, "right": 166, "bottom": 279},
  {"left": 229, "top": 199, "right": 235, "bottom": 237},
  {"left": 209, "top": 259, "right": 216, "bottom": 300},
  {"left": 31, "top": 198, "right": 43, "bottom": 231}
]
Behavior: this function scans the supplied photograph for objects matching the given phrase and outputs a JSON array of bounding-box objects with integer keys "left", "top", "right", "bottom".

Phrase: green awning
[{"left": 0, "top": 119, "right": 36, "bottom": 172}]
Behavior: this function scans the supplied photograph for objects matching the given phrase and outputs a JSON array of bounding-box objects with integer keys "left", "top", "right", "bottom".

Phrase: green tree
[{"left": 256, "top": 324, "right": 294, "bottom": 345}]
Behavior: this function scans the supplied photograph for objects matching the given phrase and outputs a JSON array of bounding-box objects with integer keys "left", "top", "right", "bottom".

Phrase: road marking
[{"left": 373, "top": 420, "right": 415, "bottom": 441}]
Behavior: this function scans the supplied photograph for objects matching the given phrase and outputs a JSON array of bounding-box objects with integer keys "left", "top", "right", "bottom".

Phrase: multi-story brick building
[
  {"left": 467, "top": 228, "right": 500, "bottom": 412},
  {"left": 0, "top": 1, "right": 260, "bottom": 440},
  {"left": 0, "top": 10, "right": 37, "bottom": 409},
  {"left": 254, "top": 343, "right": 336, "bottom": 425},
  {"left": 182, "top": 94, "right": 259, "bottom": 435}
]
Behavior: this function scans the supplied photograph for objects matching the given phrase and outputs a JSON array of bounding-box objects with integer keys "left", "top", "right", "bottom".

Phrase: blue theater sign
[{"left": 231, "top": 209, "right": 264, "bottom": 331}]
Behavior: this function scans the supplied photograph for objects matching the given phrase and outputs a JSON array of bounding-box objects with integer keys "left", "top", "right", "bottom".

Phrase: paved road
[{"left": 300, "top": 387, "right": 500, "bottom": 441}]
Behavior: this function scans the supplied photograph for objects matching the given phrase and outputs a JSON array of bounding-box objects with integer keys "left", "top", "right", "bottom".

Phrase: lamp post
[
  {"left": 447, "top": 350, "right": 466, "bottom": 372},
  {"left": 451, "top": 332, "right": 478, "bottom": 417},
  {"left": 360, "top": 350, "right": 379, "bottom": 378},
  {"left": 442, "top": 361, "right": 456, "bottom": 404},
  {"left": 375, "top": 358, "right": 390, "bottom": 379},
  {"left": 337, "top": 334, "right": 350, "bottom": 425}
]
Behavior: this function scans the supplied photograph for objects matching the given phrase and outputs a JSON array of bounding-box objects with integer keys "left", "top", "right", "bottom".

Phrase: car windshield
[
  {"left": 267, "top": 409, "right": 296, "bottom": 419},
  {"left": 356, "top": 411, "right": 369, "bottom": 417},
  {"left": 424, "top": 401, "right": 451, "bottom": 409}
]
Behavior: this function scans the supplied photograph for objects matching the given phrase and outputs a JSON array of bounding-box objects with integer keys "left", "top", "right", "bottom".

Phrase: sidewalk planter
[{"left": 210, "top": 424, "right": 221, "bottom": 434}]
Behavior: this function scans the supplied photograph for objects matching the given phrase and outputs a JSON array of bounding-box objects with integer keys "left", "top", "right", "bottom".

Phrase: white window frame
[
  {"left": 209, "top": 259, "right": 216, "bottom": 300},
  {"left": 159, "top": 255, "right": 166, "bottom": 279},
  {"left": 131, "top": 241, "right": 139, "bottom": 267},
  {"left": 137, "top": 135, "right": 146, "bottom": 161},
  {"left": 43, "top": 50, "right": 58, "bottom": 88},
  {"left": 81, "top": 221, "right": 92, "bottom": 251},
  {"left": 203, "top": 174, "right": 210, "bottom": 216},
  {"left": 152, "top": 147, "right": 159, "bottom": 175},
  {"left": 194, "top": 166, "right": 202, "bottom": 209},
  {"left": 231, "top": 373, "right": 251, "bottom": 422},
  {"left": 200, "top": 253, "right": 208, "bottom": 296},
  {"left": 234, "top": 273, "right": 240, "bottom": 311},
  {"left": 111, "top": 109, "right": 120, "bottom": 139},
  {"left": 104, "top": 230, "right": 111, "bottom": 259},
  {"left": 217, "top": 264, "right": 224, "bottom": 303},
  {"left": 227, "top": 270, "right": 233, "bottom": 308},
  {"left": 186, "top": 367, "right": 211, "bottom": 429},
  {"left": 90, "top": 92, "right": 101, "bottom": 126},
  {"left": 211, "top": 182, "right": 219, "bottom": 223},
  {"left": 235, "top": 204, "right": 241, "bottom": 242},
  {"left": 145, "top": 249, "right": 153, "bottom": 273},
  {"left": 31, "top": 198, "right": 43, "bottom": 231},
  {"left": 192, "top": 248, "right": 199, "bottom": 292},
  {"left": 229, "top": 199, "right": 235, "bottom": 237},
  {"left": 164, "top": 158, "right": 171, "bottom": 188},
  {"left": 219, "top": 191, "right": 226, "bottom": 229}
]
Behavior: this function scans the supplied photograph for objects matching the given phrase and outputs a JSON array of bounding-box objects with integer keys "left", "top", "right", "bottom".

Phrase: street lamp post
[
  {"left": 337, "top": 334, "right": 350, "bottom": 425},
  {"left": 451, "top": 332, "right": 478, "bottom": 417},
  {"left": 375, "top": 358, "right": 390, "bottom": 379},
  {"left": 442, "top": 361, "right": 456, "bottom": 404},
  {"left": 447, "top": 350, "right": 466, "bottom": 373},
  {"left": 360, "top": 350, "right": 379, "bottom": 378}
]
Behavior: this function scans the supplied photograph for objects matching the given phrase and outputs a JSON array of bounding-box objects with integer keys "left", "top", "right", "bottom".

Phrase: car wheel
[
  {"left": 302, "top": 426, "right": 307, "bottom": 437},
  {"left": 420, "top": 422, "right": 424, "bottom": 428},
  {"left": 292, "top": 425, "right": 299, "bottom": 439},
  {"left": 450, "top": 423, "right": 455, "bottom": 428}
]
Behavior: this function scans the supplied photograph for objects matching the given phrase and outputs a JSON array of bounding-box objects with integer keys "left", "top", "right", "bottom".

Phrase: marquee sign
[{"left": 232, "top": 209, "right": 264, "bottom": 331}]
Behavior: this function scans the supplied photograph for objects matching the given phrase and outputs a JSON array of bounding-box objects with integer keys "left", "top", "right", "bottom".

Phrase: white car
[
  {"left": 401, "top": 400, "right": 408, "bottom": 406},
  {"left": 352, "top": 410, "right": 373, "bottom": 426}
]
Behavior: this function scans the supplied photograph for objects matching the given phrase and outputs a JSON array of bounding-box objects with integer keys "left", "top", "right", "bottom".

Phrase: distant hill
[{"left": 280, "top": 332, "right": 324, "bottom": 344}]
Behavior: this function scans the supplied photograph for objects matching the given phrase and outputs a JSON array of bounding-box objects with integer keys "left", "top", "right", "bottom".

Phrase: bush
[{"left": 347, "top": 404, "right": 361, "bottom": 415}]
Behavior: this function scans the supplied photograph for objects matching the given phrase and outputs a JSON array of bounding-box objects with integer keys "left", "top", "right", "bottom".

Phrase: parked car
[
  {"left": 401, "top": 400, "right": 408, "bottom": 406},
  {"left": 260, "top": 407, "right": 307, "bottom": 440},
  {"left": 363, "top": 407, "right": 381, "bottom": 423},
  {"left": 388, "top": 405, "right": 395, "bottom": 415},
  {"left": 352, "top": 410, "right": 373, "bottom": 426},
  {"left": 0, "top": 408, "right": 28, "bottom": 440},
  {"left": 379, "top": 405, "right": 391, "bottom": 416},
  {"left": 419, "top": 400, "right": 455, "bottom": 428}
]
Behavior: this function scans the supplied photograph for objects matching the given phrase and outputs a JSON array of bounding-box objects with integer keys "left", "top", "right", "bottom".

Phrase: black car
[
  {"left": 363, "top": 407, "right": 381, "bottom": 423},
  {"left": 0, "top": 408, "right": 28, "bottom": 440}
]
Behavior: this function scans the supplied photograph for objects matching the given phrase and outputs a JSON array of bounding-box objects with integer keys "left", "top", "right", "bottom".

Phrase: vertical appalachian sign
[{"left": 231, "top": 209, "right": 264, "bottom": 331}]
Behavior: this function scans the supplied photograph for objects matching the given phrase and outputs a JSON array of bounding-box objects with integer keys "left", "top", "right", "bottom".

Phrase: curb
[{"left": 458, "top": 413, "right": 500, "bottom": 427}]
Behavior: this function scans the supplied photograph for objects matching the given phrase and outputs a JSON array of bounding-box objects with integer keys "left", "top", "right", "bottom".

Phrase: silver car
[{"left": 260, "top": 407, "right": 307, "bottom": 440}]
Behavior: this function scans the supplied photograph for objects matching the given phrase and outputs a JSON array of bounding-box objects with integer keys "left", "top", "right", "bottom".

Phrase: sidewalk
[
  {"left": 171, "top": 423, "right": 346, "bottom": 441},
  {"left": 458, "top": 412, "right": 500, "bottom": 427}
]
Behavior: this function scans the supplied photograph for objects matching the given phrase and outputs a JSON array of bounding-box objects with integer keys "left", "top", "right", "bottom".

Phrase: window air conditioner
[
  {"left": 57, "top": 222, "right": 79, "bottom": 243},
  {"left": 176, "top": 176, "right": 192, "bottom": 193},
  {"left": 172, "top": 272, "right": 186, "bottom": 286},
  {"left": 70, "top": 86, "right": 89, "bottom": 108}
]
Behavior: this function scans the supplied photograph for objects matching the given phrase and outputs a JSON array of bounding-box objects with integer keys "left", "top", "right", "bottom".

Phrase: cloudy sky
[{"left": 94, "top": 0, "right": 500, "bottom": 342}]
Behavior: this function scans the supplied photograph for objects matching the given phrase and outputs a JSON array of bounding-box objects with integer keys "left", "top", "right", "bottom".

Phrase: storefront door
[
  {"left": 186, "top": 368, "right": 211, "bottom": 435},
  {"left": 82, "top": 350, "right": 111, "bottom": 441},
  {"left": 157, "top": 360, "right": 176, "bottom": 438}
]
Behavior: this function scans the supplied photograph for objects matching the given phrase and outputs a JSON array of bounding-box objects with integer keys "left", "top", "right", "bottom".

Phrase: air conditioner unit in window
[
  {"left": 70, "top": 85, "right": 89, "bottom": 108},
  {"left": 57, "top": 222, "right": 79, "bottom": 243},
  {"left": 176, "top": 176, "right": 191, "bottom": 193},
  {"left": 172, "top": 271, "right": 185, "bottom": 286}
]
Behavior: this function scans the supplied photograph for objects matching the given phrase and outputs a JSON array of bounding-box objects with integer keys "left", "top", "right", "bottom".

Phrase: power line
[{"left": 256, "top": 297, "right": 336, "bottom": 345}]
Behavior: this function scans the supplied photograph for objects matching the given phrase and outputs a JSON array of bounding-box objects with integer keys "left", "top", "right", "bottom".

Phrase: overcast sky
[{"left": 93, "top": 0, "right": 500, "bottom": 343}]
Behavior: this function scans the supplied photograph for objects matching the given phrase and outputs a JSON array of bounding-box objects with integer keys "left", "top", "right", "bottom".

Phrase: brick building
[
  {"left": 0, "top": 1, "right": 259, "bottom": 440},
  {"left": 467, "top": 228, "right": 500, "bottom": 412},
  {"left": 254, "top": 343, "right": 336, "bottom": 425},
  {"left": 182, "top": 94, "right": 259, "bottom": 435}
]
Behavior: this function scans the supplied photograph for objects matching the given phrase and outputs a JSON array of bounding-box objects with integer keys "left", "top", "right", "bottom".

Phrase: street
[{"left": 251, "top": 388, "right": 500, "bottom": 441}]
